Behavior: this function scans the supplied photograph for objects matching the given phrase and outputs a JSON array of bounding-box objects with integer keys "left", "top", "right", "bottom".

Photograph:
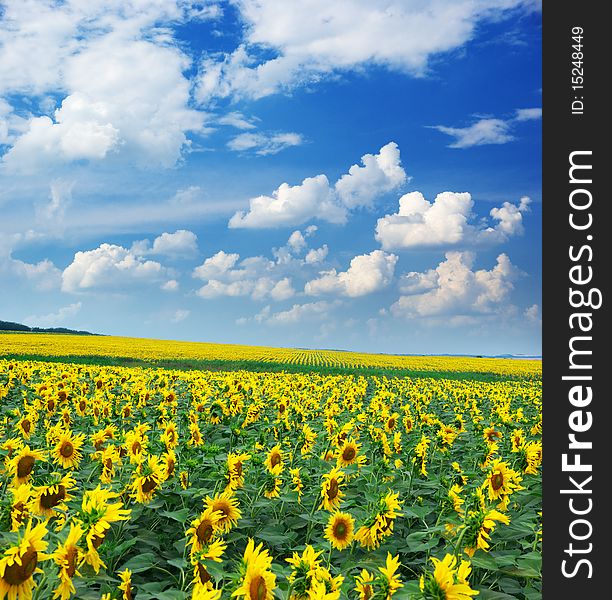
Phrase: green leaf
[{"left": 160, "top": 508, "right": 191, "bottom": 523}]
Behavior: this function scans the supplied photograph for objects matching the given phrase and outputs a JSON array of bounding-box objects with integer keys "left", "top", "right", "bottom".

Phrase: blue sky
[{"left": 0, "top": 0, "right": 542, "bottom": 355}]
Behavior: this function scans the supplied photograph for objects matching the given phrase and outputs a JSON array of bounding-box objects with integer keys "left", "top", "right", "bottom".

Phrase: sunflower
[
  {"left": 118, "top": 569, "right": 133, "bottom": 600},
  {"left": 186, "top": 508, "right": 223, "bottom": 555},
  {"left": 226, "top": 452, "right": 251, "bottom": 491},
  {"left": 482, "top": 460, "right": 523, "bottom": 501},
  {"left": 462, "top": 508, "right": 510, "bottom": 557},
  {"left": 510, "top": 428, "right": 525, "bottom": 452},
  {"left": 264, "top": 445, "right": 283, "bottom": 475},
  {"left": 0, "top": 520, "right": 50, "bottom": 600},
  {"left": 161, "top": 449, "right": 177, "bottom": 480},
  {"left": 419, "top": 553, "right": 478, "bottom": 600},
  {"left": 78, "top": 486, "right": 131, "bottom": 573},
  {"left": 123, "top": 430, "right": 148, "bottom": 463},
  {"left": 131, "top": 455, "right": 165, "bottom": 504},
  {"left": 290, "top": 467, "right": 303, "bottom": 502},
  {"left": 189, "top": 422, "right": 204, "bottom": 447},
  {"left": 324, "top": 512, "right": 354, "bottom": 551},
  {"left": 384, "top": 412, "right": 399, "bottom": 433},
  {"left": 263, "top": 475, "right": 282, "bottom": 499},
  {"left": 17, "top": 414, "right": 35, "bottom": 440},
  {"left": 378, "top": 553, "right": 403, "bottom": 599},
  {"left": 7, "top": 446, "right": 46, "bottom": 485},
  {"left": 193, "top": 586, "right": 222, "bottom": 600},
  {"left": 191, "top": 540, "right": 227, "bottom": 597},
  {"left": 160, "top": 422, "right": 179, "bottom": 450},
  {"left": 1, "top": 437, "right": 23, "bottom": 460},
  {"left": 29, "top": 473, "right": 75, "bottom": 518},
  {"left": 319, "top": 467, "right": 345, "bottom": 511},
  {"left": 336, "top": 438, "right": 363, "bottom": 468},
  {"left": 9, "top": 484, "right": 31, "bottom": 532},
  {"left": 354, "top": 569, "right": 375, "bottom": 600},
  {"left": 52, "top": 523, "right": 84, "bottom": 600},
  {"left": 204, "top": 492, "right": 241, "bottom": 534},
  {"left": 286, "top": 545, "right": 323, "bottom": 597},
  {"left": 53, "top": 431, "right": 86, "bottom": 470},
  {"left": 95, "top": 445, "right": 122, "bottom": 485},
  {"left": 232, "top": 539, "right": 276, "bottom": 600}
]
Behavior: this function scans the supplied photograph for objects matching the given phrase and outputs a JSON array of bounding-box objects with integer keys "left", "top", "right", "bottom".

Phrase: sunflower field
[{"left": 0, "top": 349, "right": 541, "bottom": 600}]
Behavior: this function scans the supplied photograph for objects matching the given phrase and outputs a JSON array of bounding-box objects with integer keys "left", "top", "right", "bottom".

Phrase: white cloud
[
  {"left": 430, "top": 107, "right": 541, "bottom": 148},
  {"left": 431, "top": 118, "right": 514, "bottom": 148},
  {"left": 228, "top": 142, "right": 405, "bottom": 228},
  {"left": 1, "top": 2, "right": 208, "bottom": 170},
  {"left": 36, "top": 179, "right": 76, "bottom": 226},
  {"left": 161, "top": 279, "right": 180, "bottom": 292},
  {"left": 217, "top": 111, "right": 258, "bottom": 130},
  {"left": 524, "top": 303, "right": 541, "bottom": 324},
  {"left": 196, "top": 0, "right": 539, "bottom": 101},
  {"left": 305, "top": 250, "right": 397, "bottom": 297},
  {"left": 335, "top": 142, "right": 407, "bottom": 208},
  {"left": 515, "top": 107, "right": 542, "bottom": 121},
  {"left": 171, "top": 309, "right": 190, "bottom": 323},
  {"left": 193, "top": 249, "right": 297, "bottom": 302},
  {"left": 227, "top": 131, "right": 304, "bottom": 155},
  {"left": 62, "top": 243, "right": 167, "bottom": 293},
  {"left": 170, "top": 186, "right": 204, "bottom": 205},
  {"left": 150, "top": 230, "right": 198, "bottom": 258},
  {"left": 375, "top": 192, "right": 531, "bottom": 250},
  {"left": 391, "top": 251, "right": 521, "bottom": 319},
  {"left": 23, "top": 302, "right": 82, "bottom": 328},
  {"left": 229, "top": 174, "right": 347, "bottom": 228},
  {"left": 193, "top": 251, "right": 240, "bottom": 280},
  {"left": 252, "top": 300, "right": 340, "bottom": 326},
  {"left": 305, "top": 245, "right": 328, "bottom": 264}
]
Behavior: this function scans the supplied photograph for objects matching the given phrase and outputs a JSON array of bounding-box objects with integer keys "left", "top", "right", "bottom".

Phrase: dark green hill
[{"left": 0, "top": 319, "right": 97, "bottom": 335}]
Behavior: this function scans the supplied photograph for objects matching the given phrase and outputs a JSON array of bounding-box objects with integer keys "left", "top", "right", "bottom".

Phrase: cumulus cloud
[
  {"left": 229, "top": 174, "right": 347, "bottom": 228},
  {"left": 335, "top": 142, "right": 407, "bottom": 208},
  {"left": 0, "top": 235, "right": 62, "bottom": 290},
  {"left": 391, "top": 251, "right": 521, "bottom": 320},
  {"left": 305, "top": 250, "right": 398, "bottom": 297},
  {"left": 196, "top": 0, "right": 539, "bottom": 101},
  {"left": 229, "top": 142, "right": 406, "bottom": 228},
  {"left": 150, "top": 230, "right": 199, "bottom": 258},
  {"left": 23, "top": 302, "right": 82, "bottom": 328},
  {"left": 375, "top": 192, "right": 531, "bottom": 250},
  {"left": 1, "top": 2, "right": 209, "bottom": 170},
  {"left": 305, "top": 245, "right": 329, "bottom": 264},
  {"left": 227, "top": 131, "right": 304, "bottom": 155},
  {"left": 62, "top": 243, "right": 168, "bottom": 293},
  {"left": 430, "top": 108, "right": 542, "bottom": 148},
  {"left": 193, "top": 250, "right": 297, "bottom": 301}
]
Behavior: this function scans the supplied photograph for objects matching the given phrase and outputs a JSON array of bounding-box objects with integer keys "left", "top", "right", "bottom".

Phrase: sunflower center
[
  {"left": 235, "top": 461, "right": 243, "bottom": 477},
  {"left": 79, "top": 400, "right": 86, "bottom": 412},
  {"left": 104, "top": 458, "right": 113, "bottom": 471},
  {"left": 40, "top": 485, "right": 66, "bottom": 509},
  {"left": 387, "top": 418, "right": 396, "bottom": 429},
  {"left": 363, "top": 584, "right": 373, "bottom": 600},
  {"left": 491, "top": 473, "right": 504, "bottom": 491},
  {"left": 249, "top": 574, "right": 267, "bottom": 600},
  {"left": 334, "top": 521, "right": 348, "bottom": 540},
  {"left": 65, "top": 546, "right": 78, "bottom": 578},
  {"left": 11, "top": 502, "right": 26, "bottom": 525},
  {"left": 132, "top": 441, "right": 142, "bottom": 454},
  {"left": 270, "top": 452, "right": 281, "bottom": 467},
  {"left": 3, "top": 549, "right": 38, "bottom": 585},
  {"left": 342, "top": 447, "right": 356, "bottom": 462},
  {"left": 22, "top": 419, "right": 31, "bottom": 433},
  {"left": 327, "top": 479, "right": 339, "bottom": 500},
  {"left": 166, "top": 458, "right": 175, "bottom": 476},
  {"left": 141, "top": 476, "right": 158, "bottom": 493},
  {"left": 91, "top": 531, "right": 107, "bottom": 549},
  {"left": 196, "top": 521, "right": 214, "bottom": 544},
  {"left": 60, "top": 442, "right": 74, "bottom": 458},
  {"left": 197, "top": 564, "right": 212, "bottom": 584},
  {"left": 17, "top": 455, "right": 35, "bottom": 479}
]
